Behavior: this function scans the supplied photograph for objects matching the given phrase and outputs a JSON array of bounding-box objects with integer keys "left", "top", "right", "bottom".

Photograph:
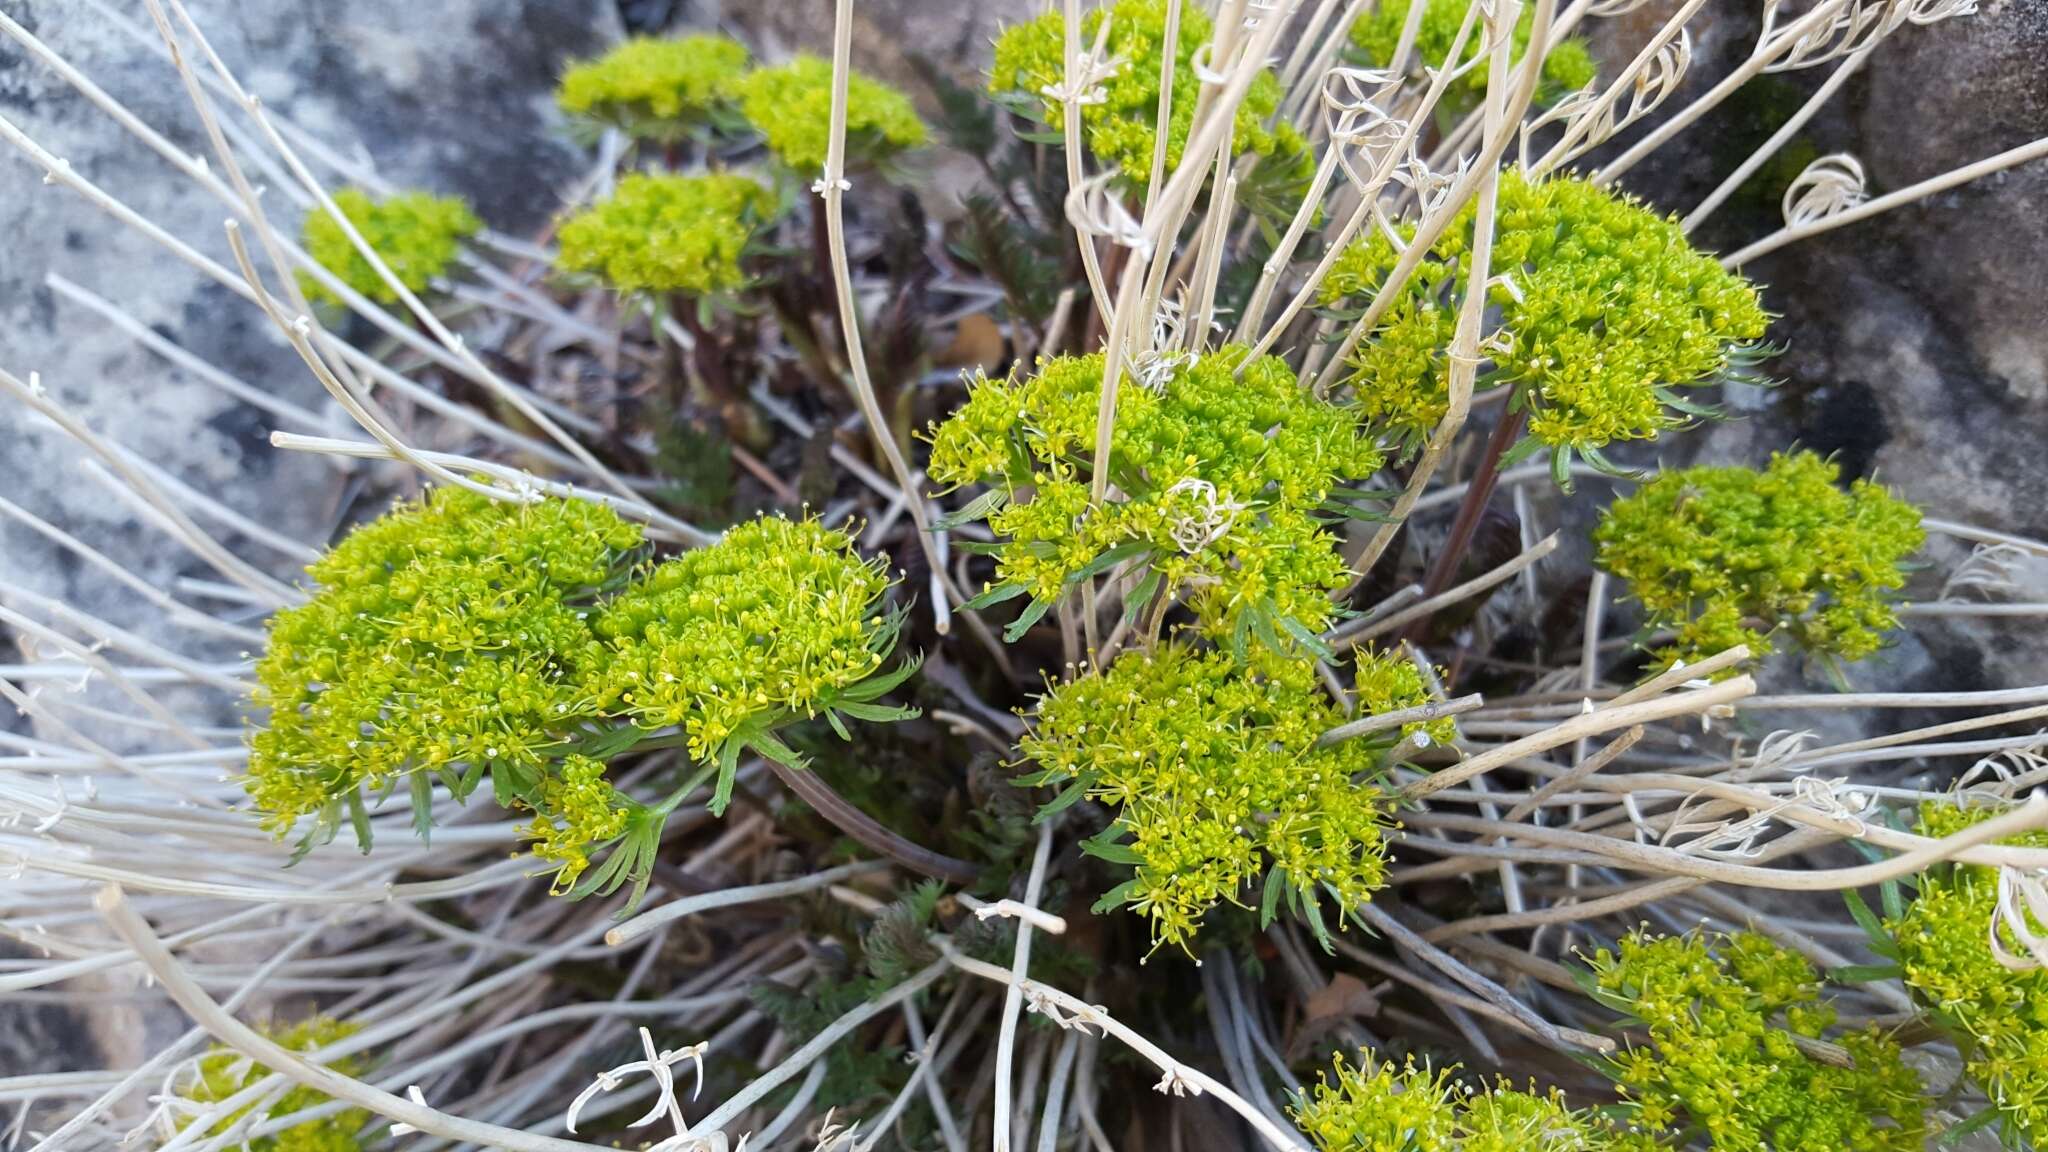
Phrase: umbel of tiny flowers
[
  {"left": 1593, "top": 450, "right": 1925, "bottom": 671},
  {"left": 554, "top": 171, "right": 776, "bottom": 299},
  {"left": 245, "top": 485, "right": 914, "bottom": 904},
  {"left": 1348, "top": 0, "right": 1598, "bottom": 114},
  {"left": 1585, "top": 929, "right": 1928, "bottom": 1150},
  {"left": 732, "top": 54, "right": 927, "bottom": 178},
  {"left": 989, "top": 0, "right": 1313, "bottom": 203},
  {"left": 926, "top": 344, "right": 1383, "bottom": 661},
  {"left": 297, "top": 186, "right": 479, "bottom": 307},
  {"left": 1291, "top": 1049, "right": 1663, "bottom": 1152},
  {"left": 1885, "top": 800, "right": 2048, "bottom": 1147},
  {"left": 555, "top": 34, "right": 751, "bottom": 144},
  {"left": 1017, "top": 644, "right": 1430, "bottom": 953},
  {"left": 170, "top": 1017, "right": 368, "bottom": 1152},
  {"left": 1319, "top": 167, "right": 1770, "bottom": 476}
]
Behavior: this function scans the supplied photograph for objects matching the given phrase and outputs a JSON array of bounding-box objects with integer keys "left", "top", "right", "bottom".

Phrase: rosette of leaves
[
  {"left": 555, "top": 171, "right": 775, "bottom": 299},
  {"left": 732, "top": 55, "right": 927, "bottom": 176},
  {"left": 926, "top": 345, "right": 1383, "bottom": 660},
  {"left": 1884, "top": 801, "right": 2048, "bottom": 1146},
  {"left": 1348, "top": 0, "right": 1597, "bottom": 114},
  {"left": 176, "top": 1017, "right": 369, "bottom": 1152},
  {"left": 1593, "top": 451, "right": 1924, "bottom": 670},
  {"left": 1319, "top": 168, "right": 1770, "bottom": 474},
  {"left": 297, "top": 187, "right": 479, "bottom": 307},
  {"left": 1019, "top": 644, "right": 1421, "bottom": 952},
  {"left": 1293, "top": 1051, "right": 1662, "bottom": 1152},
  {"left": 1585, "top": 930, "right": 1927, "bottom": 1150},
  {"left": 247, "top": 489, "right": 913, "bottom": 905},
  {"left": 556, "top": 34, "right": 751, "bottom": 142},
  {"left": 989, "top": 0, "right": 1313, "bottom": 210}
]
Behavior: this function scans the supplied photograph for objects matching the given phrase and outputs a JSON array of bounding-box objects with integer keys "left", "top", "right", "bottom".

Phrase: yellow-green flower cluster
[
  {"left": 1020, "top": 645, "right": 1394, "bottom": 951},
  {"left": 1589, "top": 930, "right": 1926, "bottom": 1151},
  {"left": 556, "top": 171, "right": 773, "bottom": 297},
  {"left": 248, "top": 490, "right": 910, "bottom": 897},
  {"left": 524, "top": 753, "right": 631, "bottom": 894},
  {"left": 1887, "top": 802, "right": 2048, "bottom": 1144},
  {"left": 178, "top": 1017, "right": 368, "bottom": 1152},
  {"left": 734, "top": 55, "right": 927, "bottom": 174},
  {"left": 249, "top": 485, "right": 641, "bottom": 837},
  {"left": 1349, "top": 0, "right": 1597, "bottom": 111},
  {"left": 593, "top": 515, "right": 897, "bottom": 765},
  {"left": 1593, "top": 451, "right": 1924, "bottom": 668},
  {"left": 989, "top": 0, "right": 1308, "bottom": 195},
  {"left": 557, "top": 35, "right": 751, "bottom": 139},
  {"left": 1293, "top": 1051, "right": 1661, "bottom": 1152},
  {"left": 1354, "top": 648, "right": 1459, "bottom": 746},
  {"left": 1321, "top": 169, "right": 1769, "bottom": 458},
  {"left": 927, "top": 346, "right": 1382, "bottom": 655},
  {"left": 298, "top": 187, "right": 479, "bottom": 307}
]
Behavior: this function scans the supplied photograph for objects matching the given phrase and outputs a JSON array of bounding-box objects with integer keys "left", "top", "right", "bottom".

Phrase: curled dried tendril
[
  {"left": 1760, "top": 0, "right": 1977, "bottom": 73},
  {"left": 1781, "top": 152, "right": 1870, "bottom": 227},
  {"left": 1522, "top": 28, "right": 1692, "bottom": 173}
]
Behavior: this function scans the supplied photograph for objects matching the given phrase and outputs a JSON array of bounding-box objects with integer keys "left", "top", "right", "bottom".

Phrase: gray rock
[
  {"left": 0, "top": 0, "right": 620, "bottom": 686},
  {"left": 0, "top": 0, "right": 619, "bottom": 1080},
  {"left": 1574, "top": 0, "right": 2048, "bottom": 699}
]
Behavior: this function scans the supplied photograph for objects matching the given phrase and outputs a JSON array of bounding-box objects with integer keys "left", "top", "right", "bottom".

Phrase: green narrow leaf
[
  {"left": 457, "top": 756, "right": 487, "bottom": 801},
  {"left": 409, "top": 771, "right": 435, "bottom": 847},
  {"left": 1003, "top": 596, "right": 1055, "bottom": 643},
  {"left": 833, "top": 701, "right": 922, "bottom": 724},
  {"left": 1278, "top": 612, "right": 1336, "bottom": 661},
  {"left": 1935, "top": 1104, "right": 2001, "bottom": 1147},
  {"left": 1038, "top": 779, "right": 1091, "bottom": 820},
  {"left": 839, "top": 653, "right": 924, "bottom": 702},
  {"left": 1079, "top": 830, "right": 1144, "bottom": 866},
  {"left": 748, "top": 730, "right": 809, "bottom": 772},
  {"left": 1880, "top": 876, "right": 1905, "bottom": 922},
  {"left": 1843, "top": 888, "right": 1894, "bottom": 954},
  {"left": 1827, "top": 963, "right": 1904, "bottom": 984},
  {"left": 934, "top": 487, "right": 1009, "bottom": 529},
  {"left": 1297, "top": 883, "right": 1334, "bottom": 953},
  {"left": 345, "top": 788, "right": 373, "bottom": 855},
  {"left": 1551, "top": 444, "right": 1575, "bottom": 492},
  {"left": 1260, "top": 868, "right": 1287, "bottom": 928},
  {"left": 961, "top": 582, "right": 1029, "bottom": 611},
  {"left": 709, "top": 738, "right": 744, "bottom": 817},
  {"left": 1121, "top": 568, "right": 1164, "bottom": 626},
  {"left": 824, "top": 708, "right": 854, "bottom": 741},
  {"left": 1066, "top": 541, "right": 1152, "bottom": 585},
  {"left": 1091, "top": 878, "right": 1145, "bottom": 915}
]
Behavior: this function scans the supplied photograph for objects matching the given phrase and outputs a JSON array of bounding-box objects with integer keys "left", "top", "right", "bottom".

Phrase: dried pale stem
[
  {"left": 822, "top": 0, "right": 959, "bottom": 634},
  {"left": 993, "top": 822, "right": 1055, "bottom": 1152},
  {"left": 1725, "top": 134, "right": 2048, "bottom": 266}
]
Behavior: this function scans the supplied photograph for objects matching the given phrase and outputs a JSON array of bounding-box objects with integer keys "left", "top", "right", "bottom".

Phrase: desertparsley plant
[{"left": 298, "top": 186, "right": 479, "bottom": 307}]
